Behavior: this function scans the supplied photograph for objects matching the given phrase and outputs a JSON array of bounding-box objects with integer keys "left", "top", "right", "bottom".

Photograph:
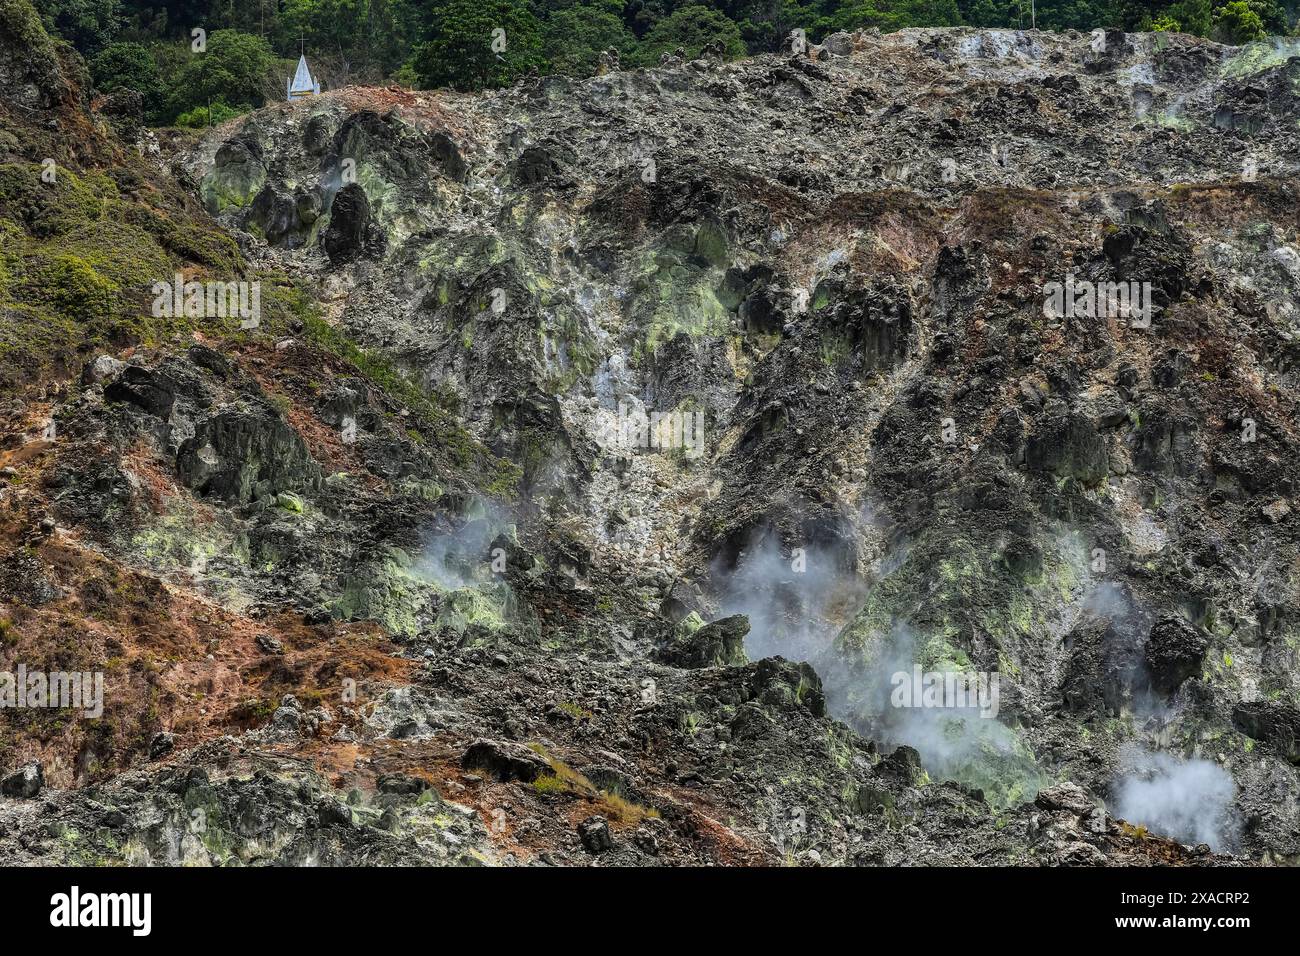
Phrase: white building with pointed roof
[{"left": 287, "top": 54, "right": 320, "bottom": 101}]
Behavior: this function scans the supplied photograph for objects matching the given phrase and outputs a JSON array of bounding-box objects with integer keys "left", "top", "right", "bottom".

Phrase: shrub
[{"left": 174, "top": 100, "right": 250, "bottom": 129}]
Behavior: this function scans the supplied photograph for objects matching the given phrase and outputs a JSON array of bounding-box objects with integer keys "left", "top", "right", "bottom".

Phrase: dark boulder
[
  {"left": 739, "top": 286, "right": 785, "bottom": 334},
  {"left": 430, "top": 132, "right": 467, "bottom": 182},
  {"left": 812, "top": 278, "right": 913, "bottom": 372},
  {"left": 201, "top": 136, "right": 267, "bottom": 213},
  {"left": 1144, "top": 616, "right": 1208, "bottom": 694},
  {"left": 186, "top": 344, "right": 232, "bottom": 380},
  {"left": 303, "top": 114, "right": 333, "bottom": 156},
  {"left": 255, "top": 633, "right": 283, "bottom": 654},
  {"left": 148, "top": 732, "right": 175, "bottom": 760},
  {"left": 745, "top": 657, "right": 826, "bottom": 717},
  {"left": 322, "top": 183, "right": 382, "bottom": 264},
  {"left": 876, "top": 745, "right": 923, "bottom": 785},
  {"left": 1, "top": 761, "right": 43, "bottom": 798},
  {"left": 248, "top": 185, "right": 321, "bottom": 248},
  {"left": 316, "top": 799, "right": 354, "bottom": 828},
  {"left": 377, "top": 773, "right": 430, "bottom": 796},
  {"left": 1101, "top": 219, "right": 1195, "bottom": 307},
  {"left": 1025, "top": 413, "right": 1109, "bottom": 485},
  {"left": 1232, "top": 701, "right": 1300, "bottom": 764},
  {"left": 658, "top": 579, "right": 703, "bottom": 624},
  {"left": 513, "top": 142, "right": 576, "bottom": 188},
  {"left": 488, "top": 533, "right": 535, "bottom": 574},
  {"left": 1131, "top": 406, "right": 1200, "bottom": 478},
  {"left": 657, "top": 614, "right": 749, "bottom": 669},
  {"left": 1061, "top": 617, "right": 1140, "bottom": 717},
  {"left": 176, "top": 403, "right": 321, "bottom": 504},
  {"left": 248, "top": 186, "right": 295, "bottom": 244},
  {"left": 461, "top": 738, "right": 550, "bottom": 783},
  {"left": 104, "top": 365, "right": 175, "bottom": 418},
  {"left": 578, "top": 815, "right": 614, "bottom": 853},
  {"left": 644, "top": 333, "right": 735, "bottom": 418}
]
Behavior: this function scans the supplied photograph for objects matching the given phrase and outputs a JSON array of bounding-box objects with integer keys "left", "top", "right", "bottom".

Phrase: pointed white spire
[{"left": 288, "top": 53, "right": 320, "bottom": 100}]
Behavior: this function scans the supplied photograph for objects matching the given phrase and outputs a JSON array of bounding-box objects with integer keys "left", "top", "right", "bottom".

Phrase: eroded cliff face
[{"left": 2, "top": 11, "right": 1299, "bottom": 865}]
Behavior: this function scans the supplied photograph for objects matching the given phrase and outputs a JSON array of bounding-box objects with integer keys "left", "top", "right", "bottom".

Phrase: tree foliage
[
  {"left": 1212, "top": 0, "right": 1267, "bottom": 39},
  {"left": 170, "top": 29, "right": 276, "bottom": 116},
  {"left": 543, "top": 1, "right": 638, "bottom": 75},
  {"left": 630, "top": 5, "right": 748, "bottom": 64},
  {"left": 40, "top": 0, "right": 123, "bottom": 54},
  {"left": 90, "top": 40, "right": 165, "bottom": 119},
  {"left": 413, "top": 0, "right": 545, "bottom": 90}
]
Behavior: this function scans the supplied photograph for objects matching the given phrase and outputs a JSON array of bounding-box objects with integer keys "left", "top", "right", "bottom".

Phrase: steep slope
[{"left": 2, "top": 10, "right": 1298, "bottom": 865}]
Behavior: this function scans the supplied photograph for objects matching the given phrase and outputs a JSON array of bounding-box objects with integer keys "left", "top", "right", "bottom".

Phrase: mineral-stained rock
[
  {"left": 7, "top": 4, "right": 1300, "bottom": 869},
  {"left": 201, "top": 136, "right": 266, "bottom": 213}
]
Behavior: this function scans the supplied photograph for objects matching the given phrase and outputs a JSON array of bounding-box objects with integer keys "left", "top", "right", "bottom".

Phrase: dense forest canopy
[{"left": 40, "top": 0, "right": 1300, "bottom": 124}]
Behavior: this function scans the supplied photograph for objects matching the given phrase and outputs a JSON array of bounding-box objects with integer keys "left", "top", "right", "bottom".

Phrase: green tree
[
  {"left": 90, "top": 40, "right": 165, "bottom": 118},
  {"left": 118, "top": 1, "right": 276, "bottom": 38},
  {"left": 629, "top": 5, "right": 747, "bottom": 65},
  {"left": 169, "top": 28, "right": 276, "bottom": 120},
  {"left": 41, "top": 0, "right": 122, "bottom": 54},
  {"left": 834, "top": 0, "right": 960, "bottom": 31},
  {"left": 1164, "top": 0, "right": 1213, "bottom": 33},
  {"left": 1243, "top": 0, "right": 1287, "bottom": 33},
  {"left": 413, "top": 0, "right": 544, "bottom": 90},
  {"left": 1212, "top": 0, "right": 1266, "bottom": 40},
  {"left": 275, "top": 0, "right": 411, "bottom": 75},
  {"left": 1029, "top": 0, "right": 1117, "bottom": 30},
  {"left": 955, "top": 0, "right": 1022, "bottom": 26},
  {"left": 278, "top": 0, "right": 368, "bottom": 57},
  {"left": 727, "top": 0, "right": 824, "bottom": 53},
  {"left": 543, "top": 1, "right": 638, "bottom": 75},
  {"left": 903, "top": 0, "right": 963, "bottom": 27}
]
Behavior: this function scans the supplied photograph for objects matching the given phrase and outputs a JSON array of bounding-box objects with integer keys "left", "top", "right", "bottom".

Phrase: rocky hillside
[{"left": 2, "top": 2, "right": 1299, "bottom": 865}]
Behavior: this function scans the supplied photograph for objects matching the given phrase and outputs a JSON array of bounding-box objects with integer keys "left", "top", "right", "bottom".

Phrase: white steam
[
  {"left": 712, "top": 532, "right": 855, "bottom": 665},
  {"left": 850, "top": 626, "right": 1036, "bottom": 802},
  {"left": 1112, "top": 747, "right": 1238, "bottom": 851},
  {"left": 416, "top": 502, "right": 512, "bottom": 590}
]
